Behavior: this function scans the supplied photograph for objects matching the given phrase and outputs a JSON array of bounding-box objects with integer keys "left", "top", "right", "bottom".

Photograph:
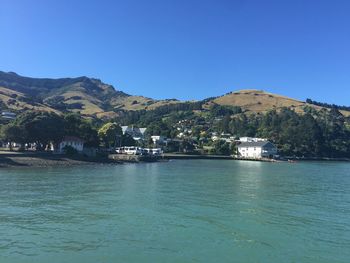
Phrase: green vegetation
[
  {"left": 0, "top": 112, "right": 98, "bottom": 150},
  {"left": 228, "top": 107, "right": 350, "bottom": 158},
  {"left": 1, "top": 71, "right": 350, "bottom": 158},
  {"left": 62, "top": 145, "right": 78, "bottom": 155},
  {"left": 112, "top": 103, "right": 350, "bottom": 158},
  {"left": 98, "top": 122, "right": 122, "bottom": 148},
  {"left": 306, "top": 98, "right": 350, "bottom": 112},
  {"left": 0, "top": 112, "right": 138, "bottom": 152},
  {"left": 1, "top": 102, "right": 350, "bottom": 157}
]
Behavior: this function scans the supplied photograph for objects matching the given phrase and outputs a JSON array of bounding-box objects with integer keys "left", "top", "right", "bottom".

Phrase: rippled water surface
[{"left": 0, "top": 160, "right": 350, "bottom": 262}]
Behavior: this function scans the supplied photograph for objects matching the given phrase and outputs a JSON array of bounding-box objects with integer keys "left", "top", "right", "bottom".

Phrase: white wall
[
  {"left": 238, "top": 146, "right": 277, "bottom": 158},
  {"left": 238, "top": 146, "right": 263, "bottom": 158}
]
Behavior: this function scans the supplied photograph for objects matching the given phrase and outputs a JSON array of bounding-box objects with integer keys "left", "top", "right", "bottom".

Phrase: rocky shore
[
  {"left": 0, "top": 151, "right": 118, "bottom": 168},
  {"left": 2, "top": 151, "right": 349, "bottom": 168}
]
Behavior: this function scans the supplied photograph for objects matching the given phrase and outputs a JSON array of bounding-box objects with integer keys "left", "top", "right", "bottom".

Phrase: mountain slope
[
  {"left": 0, "top": 85, "right": 58, "bottom": 113},
  {"left": 1, "top": 71, "right": 349, "bottom": 118},
  {"left": 0, "top": 71, "right": 178, "bottom": 117},
  {"left": 212, "top": 89, "right": 350, "bottom": 116}
]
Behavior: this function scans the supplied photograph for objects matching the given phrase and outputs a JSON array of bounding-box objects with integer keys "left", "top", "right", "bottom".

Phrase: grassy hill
[
  {"left": 1, "top": 71, "right": 349, "bottom": 118},
  {"left": 212, "top": 89, "right": 350, "bottom": 117},
  {"left": 0, "top": 71, "right": 181, "bottom": 117},
  {"left": 0, "top": 86, "right": 58, "bottom": 113}
]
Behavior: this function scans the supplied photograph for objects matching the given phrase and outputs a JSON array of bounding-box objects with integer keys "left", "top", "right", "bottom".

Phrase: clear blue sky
[{"left": 1, "top": 0, "right": 349, "bottom": 104}]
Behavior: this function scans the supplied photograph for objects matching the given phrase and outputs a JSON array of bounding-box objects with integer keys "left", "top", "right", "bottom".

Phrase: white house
[
  {"left": 239, "top": 137, "right": 267, "bottom": 143},
  {"left": 211, "top": 135, "right": 236, "bottom": 143},
  {"left": 211, "top": 135, "right": 220, "bottom": 141},
  {"left": 237, "top": 141, "right": 277, "bottom": 159},
  {"left": 151, "top": 135, "right": 166, "bottom": 145},
  {"left": 57, "top": 136, "right": 84, "bottom": 153},
  {"left": 121, "top": 126, "right": 147, "bottom": 141},
  {"left": 1, "top": 111, "right": 16, "bottom": 120}
]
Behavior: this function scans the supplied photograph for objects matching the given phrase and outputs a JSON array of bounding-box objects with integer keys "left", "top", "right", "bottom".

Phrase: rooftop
[{"left": 237, "top": 141, "right": 275, "bottom": 148}]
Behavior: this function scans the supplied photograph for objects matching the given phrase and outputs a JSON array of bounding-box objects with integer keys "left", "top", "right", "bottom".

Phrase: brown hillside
[
  {"left": 213, "top": 89, "right": 350, "bottom": 116},
  {"left": 1, "top": 71, "right": 349, "bottom": 118},
  {"left": 0, "top": 86, "right": 58, "bottom": 113}
]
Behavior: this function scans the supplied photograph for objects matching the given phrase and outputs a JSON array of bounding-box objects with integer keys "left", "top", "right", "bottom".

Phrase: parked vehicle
[
  {"left": 115, "top": 146, "right": 163, "bottom": 156},
  {"left": 143, "top": 148, "right": 163, "bottom": 156},
  {"left": 115, "top": 147, "right": 124, "bottom": 154},
  {"left": 151, "top": 148, "right": 163, "bottom": 156},
  {"left": 124, "top": 146, "right": 142, "bottom": 155}
]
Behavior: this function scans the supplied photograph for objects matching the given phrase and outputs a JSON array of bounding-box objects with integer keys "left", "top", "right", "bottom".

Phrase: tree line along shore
[{"left": 1, "top": 101, "right": 350, "bottom": 168}]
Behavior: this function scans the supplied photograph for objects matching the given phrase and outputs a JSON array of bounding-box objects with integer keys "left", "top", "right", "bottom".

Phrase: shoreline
[
  {"left": 163, "top": 154, "right": 280, "bottom": 162},
  {"left": 0, "top": 151, "right": 119, "bottom": 168},
  {"left": 164, "top": 153, "right": 350, "bottom": 162},
  {"left": 1, "top": 151, "right": 350, "bottom": 168}
]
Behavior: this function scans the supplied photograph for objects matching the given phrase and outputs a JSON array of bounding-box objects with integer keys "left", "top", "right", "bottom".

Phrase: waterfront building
[{"left": 237, "top": 141, "right": 277, "bottom": 159}]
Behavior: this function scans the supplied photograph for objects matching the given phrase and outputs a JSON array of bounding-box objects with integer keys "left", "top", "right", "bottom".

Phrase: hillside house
[
  {"left": 151, "top": 135, "right": 166, "bottom": 146},
  {"left": 237, "top": 141, "right": 277, "bottom": 159},
  {"left": 121, "top": 126, "right": 147, "bottom": 141},
  {"left": 239, "top": 137, "right": 267, "bottom": 143},
  {"left": 1, "top": 111, "right": 16, "bottom": 120}
]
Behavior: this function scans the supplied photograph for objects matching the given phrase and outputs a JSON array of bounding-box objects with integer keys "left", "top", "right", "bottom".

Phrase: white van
[
  {"left": 124, "top": 146, "right": 142, "bottom": 155},
  {"left": 115, "top": 147, "right": 124, "bottom": 154},
  {"left": 143, "top": 148, "right": 163, "bottom": 156},
  {"left": 151, "top": 148, "right": 163, "bottom": 156}
]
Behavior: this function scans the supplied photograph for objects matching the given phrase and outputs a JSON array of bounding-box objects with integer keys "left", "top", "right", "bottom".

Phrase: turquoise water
[{"left": 0, "top": 160, "right": 349, "bottom": 263}]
